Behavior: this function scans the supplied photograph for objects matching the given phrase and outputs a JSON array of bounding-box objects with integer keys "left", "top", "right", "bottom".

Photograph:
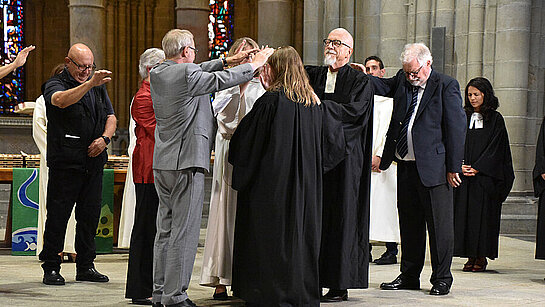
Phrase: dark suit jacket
[{"left": 374, "top": 69, "right": 466, "bottom": 187}]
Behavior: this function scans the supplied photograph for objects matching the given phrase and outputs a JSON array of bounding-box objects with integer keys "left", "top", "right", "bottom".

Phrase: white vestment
[
  {"left": 200, "top": 78, "right": 265, "bottom": 286},
  {"left": 117, "top": 98, "right": 137, "bottom": 248},
  {"left": 33, "top": 95, "right": 76, "bottom": 257},
  {"left": 369, "top": 95, "right": 400, "bottom": 243}
]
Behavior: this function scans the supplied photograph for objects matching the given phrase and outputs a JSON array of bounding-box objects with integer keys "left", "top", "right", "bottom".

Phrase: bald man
[
  {"left": 305, "top": 28, "right": 373, "bottom": 302},
  {"left": 39, "top": 43, "right": 116, "bottom": 286}
]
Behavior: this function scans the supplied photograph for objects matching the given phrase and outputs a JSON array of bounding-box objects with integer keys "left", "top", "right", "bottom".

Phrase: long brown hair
[
  {"left": 228, "top": 37, "right": 259, "bottom": 58},
  {"left": 267, "top": 46, "right": 318, "bottom": 107}
]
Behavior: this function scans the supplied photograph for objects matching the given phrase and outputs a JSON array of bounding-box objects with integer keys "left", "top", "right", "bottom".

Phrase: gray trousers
[{"left": 152, "top": 168, "right": 204, "bottom": 305}]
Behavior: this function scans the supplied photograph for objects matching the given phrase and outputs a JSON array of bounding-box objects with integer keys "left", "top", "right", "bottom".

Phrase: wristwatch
[
  {"left": 101, "top": 135, "right": 111, "bottom": 145},
  {"left": 221, "top": 57, "right": 228, "bottom": 67}
]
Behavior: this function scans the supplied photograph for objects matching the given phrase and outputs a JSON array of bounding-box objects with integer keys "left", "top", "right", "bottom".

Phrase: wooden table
[{"left": 0, "top": 168, "right": 127, "bottom": 247}]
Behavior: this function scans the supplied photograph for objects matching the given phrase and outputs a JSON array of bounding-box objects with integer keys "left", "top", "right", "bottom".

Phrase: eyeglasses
[
  {"left": 405, "top": 63, "right": 424, "bottom": 78},
  {"left": 187, "top": 46, "right": 198, "bottom": 54},
  {"left": 68, "top": 57, "right": 96, "bottom": 72},
  {"left": 323, "top": 39, "right": 351, "bottom": 49}
]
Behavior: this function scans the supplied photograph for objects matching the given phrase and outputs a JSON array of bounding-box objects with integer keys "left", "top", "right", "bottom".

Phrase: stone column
[
  {"left": 176, "top": 0, "right": 209, "bottom": 63},
  {"left": 357, "top": 0, "right": 380, "bottom": 64},
  {"left": 466, "top": 0, "right": 485, "bottom": 80},
  {"left": 433, "top": 0, "right": 455, "bottom": 77},
  {"left": 303, "top": 0, "right": 323, "bottom": 65},
  {"left": 494, "top": 0, "right": 532, "bottom": 194},
  {"left": 68, "top": 0, "right": 106, "bottom": 68},
  {"left": 380, "top": 0, "right": 407, "bottom": 76},
  {"left": 258, "top": 0, "right": 293, "bottom": 47}
]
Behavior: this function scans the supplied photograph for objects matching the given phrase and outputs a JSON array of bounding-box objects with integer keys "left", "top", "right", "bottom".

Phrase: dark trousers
[
  {"left": 39, "top": 168, "right": 103, "bottom": 272},
  {"left": 126, "top": 183, "right": 159, "bottom": 299},
  {"left": 397, "top": 161, "right": 454, "bottom": 286}
]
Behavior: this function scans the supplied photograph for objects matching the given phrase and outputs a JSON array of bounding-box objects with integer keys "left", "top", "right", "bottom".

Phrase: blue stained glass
[
  {"left": 0, "top": 0, "right": 24, "bottom": 115},
  {"left": 208, "top": 0, "right": 234, "bottom": 60}
]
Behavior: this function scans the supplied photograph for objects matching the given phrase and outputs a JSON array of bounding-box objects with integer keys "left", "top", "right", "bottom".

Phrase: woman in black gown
[
  {"left": 228, "top": 46, "right": 345, "bottom": 306},
  {"left": 454, "top": 77, "right": 514, "bottom": 272},
  {"left": 533, "top": 117, "right": 545, "bottom": 270}
]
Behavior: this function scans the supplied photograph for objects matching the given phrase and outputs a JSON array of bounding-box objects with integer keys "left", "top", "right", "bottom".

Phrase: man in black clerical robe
[
  {"left": 533, "top": 116, "right": 545, "bottom": 262},
  {"left": 305, "top": 28, "right": 374, "bottom": 302},
  {"left": 229, "top": 89, "right": 346, "bottom": 306}
]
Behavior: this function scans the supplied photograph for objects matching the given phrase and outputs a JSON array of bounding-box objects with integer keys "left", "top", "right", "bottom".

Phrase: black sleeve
[{"left": 228, "top": 92, "right": 278, "bottom": 191}]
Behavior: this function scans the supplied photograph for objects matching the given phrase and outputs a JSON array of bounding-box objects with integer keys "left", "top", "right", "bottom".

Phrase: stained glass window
[
  {"left": 0, "top": 0, "right": 24, "bottom": 115},
  {"left": 209, "top": 0, "right": 234, "bottom": 60}
]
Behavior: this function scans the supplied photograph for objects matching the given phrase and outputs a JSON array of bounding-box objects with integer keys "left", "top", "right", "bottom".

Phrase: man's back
[{"left": 150, "top": 60, "right": 216, "bottom": 172}]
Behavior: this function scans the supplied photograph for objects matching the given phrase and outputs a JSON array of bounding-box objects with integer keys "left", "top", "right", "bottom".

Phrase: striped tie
[{"left": 397, "top": 86, "right": 419, "bottom": 158}]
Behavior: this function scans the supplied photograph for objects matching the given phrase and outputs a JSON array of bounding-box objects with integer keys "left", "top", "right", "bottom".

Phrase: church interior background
[{"left": 1, "top": 0, "right": 545, "bottom": 241}]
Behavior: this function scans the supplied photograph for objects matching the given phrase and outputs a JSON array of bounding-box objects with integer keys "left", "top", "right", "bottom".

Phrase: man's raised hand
[{"left": 89, "top": 70, "right": 112, "bottom": 87}]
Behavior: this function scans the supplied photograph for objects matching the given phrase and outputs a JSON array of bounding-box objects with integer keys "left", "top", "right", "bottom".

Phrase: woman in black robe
[
  {"left": 533, "top": 117, "right": 545, "bottom": 264},
  {"left": 454, "top": 77, "right": 514, "bottom": 272},
  {"left": 228, "top": 46, "right": 345, "bottom": 306}
]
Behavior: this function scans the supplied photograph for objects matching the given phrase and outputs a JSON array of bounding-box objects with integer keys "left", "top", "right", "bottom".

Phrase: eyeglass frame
[
  {"left": 323, "top": 39, "right": 352, "bottom": 49},
  {"left": 186, "top": 46, "right": 199, "bottom": 54},
  {"left": 404, "top": 63, "right": 425, "bottom": 78},
  {"left": 68, "top": 57, "right": 96, "bottom": 72}
]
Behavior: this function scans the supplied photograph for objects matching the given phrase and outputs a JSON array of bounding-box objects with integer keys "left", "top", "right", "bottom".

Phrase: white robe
[
  {"left": 369, "top": 95, "right": 400, "bottom": 243},
  {"left": 117, "top": 98, "right": 137, "bottom": 248},
  {"left": 200, "top": 78, "right": 265, "bottom": 286},
  {"left": 33, "top": 95, "right": 76, "bottom": 257}
]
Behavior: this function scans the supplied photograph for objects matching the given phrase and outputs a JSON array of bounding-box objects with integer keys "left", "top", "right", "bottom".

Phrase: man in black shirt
[{"left": 39, "top": 43, "right": 116, "bottom": 285}]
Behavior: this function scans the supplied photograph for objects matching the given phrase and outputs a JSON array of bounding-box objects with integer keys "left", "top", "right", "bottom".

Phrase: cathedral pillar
[
  {"left": 258, "top": 0, "right": 293, "bottom": 47},
  {"left": 176, "top": 0, "right": 209, "bottom": 63},
  {"left": 68, "top": 0, "right": 106, "bottom": 68}
]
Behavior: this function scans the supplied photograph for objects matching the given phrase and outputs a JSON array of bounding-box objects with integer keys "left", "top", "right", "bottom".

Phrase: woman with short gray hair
[{"left": 125, "top": 47, "right": 165, "bottom": 306}]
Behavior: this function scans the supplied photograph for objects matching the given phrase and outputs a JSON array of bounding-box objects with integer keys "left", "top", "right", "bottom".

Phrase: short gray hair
[
  {"left": 139, "top": 48, "right": 165, "bottom": 79},
  {"left": 400, "top": 43, "right": 433, "bottom": 66},
  {"left": 162, "top": 29, "right": 194, "bottom": 59}
]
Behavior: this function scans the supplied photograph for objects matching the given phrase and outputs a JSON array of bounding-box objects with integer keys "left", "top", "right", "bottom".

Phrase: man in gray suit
[{"left": 149, "top": 29, "right": 273, "bottom": 307}]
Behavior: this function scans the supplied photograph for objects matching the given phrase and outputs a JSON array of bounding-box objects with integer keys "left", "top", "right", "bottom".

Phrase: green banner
[
  {"left": 95, "top": 169, "right": 114, "bottom": 254},
  {"left": 11, "top": 168, "right": 39, "bottom": 256}
]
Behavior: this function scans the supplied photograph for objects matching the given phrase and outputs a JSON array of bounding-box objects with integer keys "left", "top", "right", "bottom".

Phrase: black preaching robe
[
  {"left": 533, "top": 117, "right": 545, "bottom": 259},
  {"left": 454, "top": 111, "right": 514, "bottom": 259},
  {"left": 229, "top": 90, "right": 345, "bottom": 306},
  {"left": 305, "top": 64, "right": 373, "bottom": 289}
]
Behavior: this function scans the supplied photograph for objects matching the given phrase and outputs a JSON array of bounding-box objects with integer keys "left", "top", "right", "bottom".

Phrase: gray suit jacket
[{"left": 150, "top": 59, "right": 254, "bottom": 171}]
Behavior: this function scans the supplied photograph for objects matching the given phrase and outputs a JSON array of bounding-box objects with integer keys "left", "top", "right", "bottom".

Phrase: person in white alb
[{"left": 364, "top": 56, "right": 400, "bottom": 265}]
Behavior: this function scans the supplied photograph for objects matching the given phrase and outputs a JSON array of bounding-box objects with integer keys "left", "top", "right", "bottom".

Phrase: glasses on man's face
[
  {"left": 323, "top": 39, "right": 351, "bottom": 49},
  {"left": 68, "top": 57, "right": 96, "bottom": 72},
  {"left": 187, "top": 46, "right": 198, "bottom": 54},
  {"left": 405, "top": 63, "right": 424, "bottom": 78}
]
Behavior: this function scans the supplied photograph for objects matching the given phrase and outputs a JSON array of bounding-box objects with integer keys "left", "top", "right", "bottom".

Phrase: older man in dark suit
[{"left": 373, "top": 43, "right": 466, "bottom": 296}]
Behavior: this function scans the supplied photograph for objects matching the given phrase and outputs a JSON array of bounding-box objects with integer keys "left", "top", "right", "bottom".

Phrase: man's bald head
[
  {"left": 66, "top": 43, "right": 95, "bottom": 83},
  {"left": 324, "top": 27, "right": 353, "bottom": 70},
  {"left": 329, "top": 28, "right": 353, "bottom": 49}
]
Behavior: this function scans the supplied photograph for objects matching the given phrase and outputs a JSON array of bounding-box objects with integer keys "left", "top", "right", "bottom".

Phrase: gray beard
[{"left": 324, "top": 54, "right": 336, "bottom": 66}]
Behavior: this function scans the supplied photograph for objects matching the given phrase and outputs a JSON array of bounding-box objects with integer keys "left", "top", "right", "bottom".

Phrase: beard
[{"left": 323, "top": 52, "right": 336, "bottom": 66}]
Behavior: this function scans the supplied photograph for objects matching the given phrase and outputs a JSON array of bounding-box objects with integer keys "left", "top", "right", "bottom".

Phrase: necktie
[{"left": 397, "top": 86, "right": 419, "bottom": 158}]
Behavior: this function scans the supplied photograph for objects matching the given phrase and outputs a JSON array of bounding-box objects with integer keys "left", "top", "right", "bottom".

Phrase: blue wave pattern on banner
[
  {"left": 12, "top": 227, "right": 38, "bottom": 252},
  {"left": 17, "top": 169, "right": 38, "bottom": 210}
]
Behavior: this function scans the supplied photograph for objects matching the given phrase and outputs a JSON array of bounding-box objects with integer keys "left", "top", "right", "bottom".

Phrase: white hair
[
  {"left": 162, "top": 29, "right": 194, "bottom": 59},
  {"left": 139, "top": 48, "right": 165, "bottom": 79},
  {"left": 400, "top": 43, "right": 433, "bottom": 66}
]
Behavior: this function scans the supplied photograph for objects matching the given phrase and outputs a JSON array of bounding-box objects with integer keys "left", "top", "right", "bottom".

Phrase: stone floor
[{"left": 0, "top": 234, "right": 544, "bottom": 306}]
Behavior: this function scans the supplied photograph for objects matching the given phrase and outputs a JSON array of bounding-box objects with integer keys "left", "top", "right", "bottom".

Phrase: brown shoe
[
  {"left": 472, "top": 257, "right": 488, "bottom": 272},
  {"left": 463, "top": 257, "right": 476, "bottom": 272}
]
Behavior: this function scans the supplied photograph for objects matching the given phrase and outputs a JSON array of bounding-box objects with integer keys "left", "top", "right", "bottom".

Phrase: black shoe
[
  {"left": 132, "top": 298, "right": 153, "bottom": 305},
  {"left": 76, "top": 267, "right": 109, "bottom": 282},
  {"left": 170, "top": 299, "right": 197, "bottom": 307},
  {"left": 152, "top": 303, "right": 162, "bottom": 307},
  {"left": 380, "top": 275, "right": 420, "bottom": 290},
  {"left": 374, "top": 252, "right": 397, "bottom": 265},
  {"left": 213, "top": 290, "right": 228, "bottom": 300},
  {"left": 320, "top": 289, "right": 348, "bottom": 302},
  {"left": 430, "top": 281, "right": 450, "bottom": 295},
  {"left": 43, "top": 270, "right": 65, "bottom": 285}
]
